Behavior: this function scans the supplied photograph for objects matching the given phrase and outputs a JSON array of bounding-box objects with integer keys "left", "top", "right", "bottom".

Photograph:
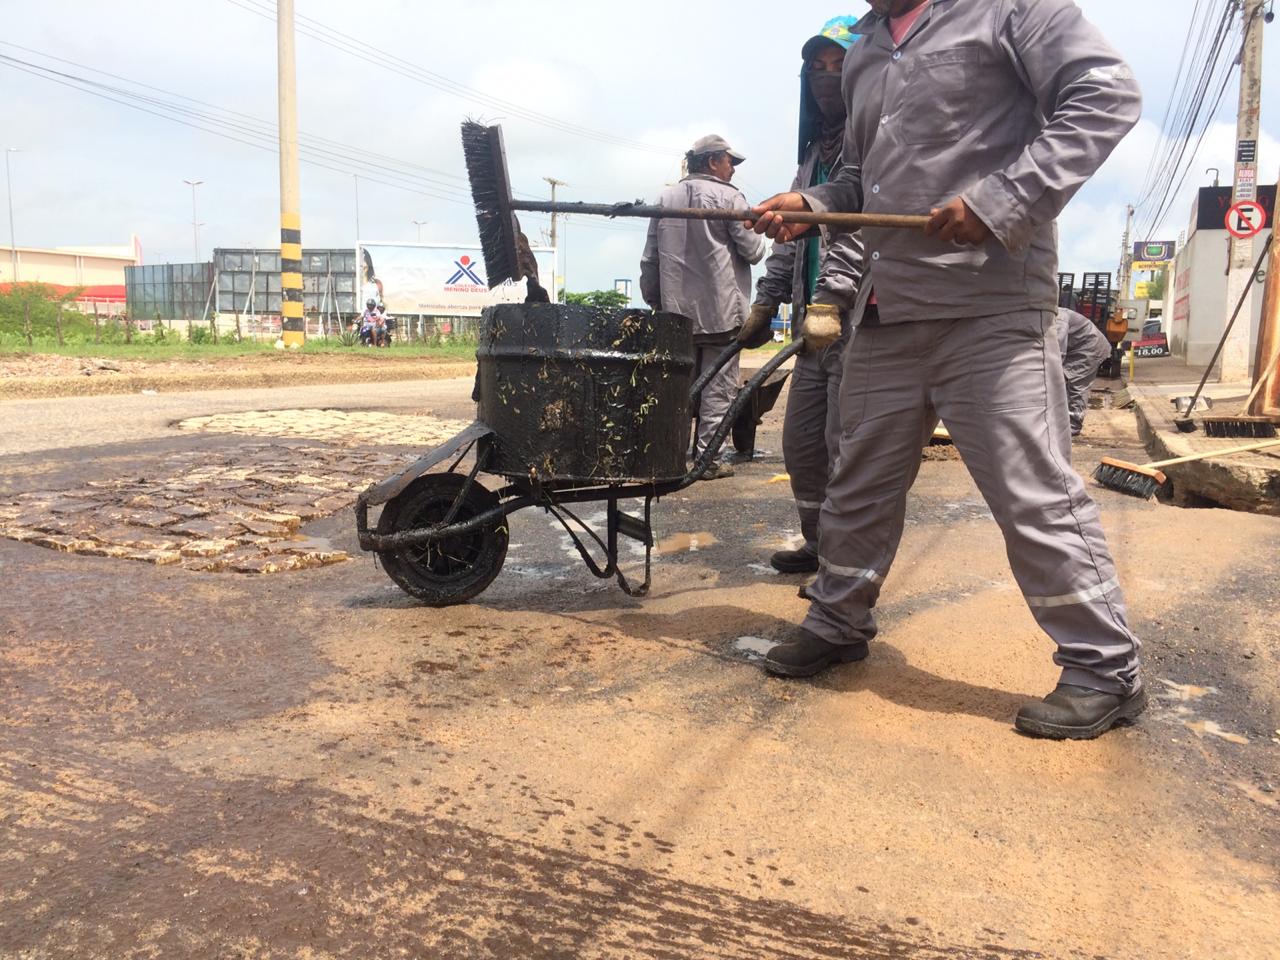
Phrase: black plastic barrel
[{"left": 475, "top": 303, "right": 694, "bottom": 483}]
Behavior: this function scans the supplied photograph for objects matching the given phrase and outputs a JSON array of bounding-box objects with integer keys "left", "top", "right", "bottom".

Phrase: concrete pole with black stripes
[{"left": 277, "top": 0, "right": 304, "bottom": 347}]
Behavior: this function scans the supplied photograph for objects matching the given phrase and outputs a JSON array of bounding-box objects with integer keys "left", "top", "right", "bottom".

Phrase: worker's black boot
[
  {"left": 770, "top": 546, "right": 819, "bottom": 574},
  {"left": 1014, "top": 683, "right": 1147, "bottom": 740},
  {"left": 763, "top": 628, "right": 868, "bottom": 678},
  {"left": 698, "top": 460, "right": 735, "bottom": 481}
]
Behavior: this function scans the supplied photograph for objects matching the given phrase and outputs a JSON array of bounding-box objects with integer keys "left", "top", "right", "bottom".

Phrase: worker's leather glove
[
  {"left": 737, "top": 302, "right": 776, "bottom": 349},
  {"left": 800, "top": 303, "right": 842, "bottom": 352}
]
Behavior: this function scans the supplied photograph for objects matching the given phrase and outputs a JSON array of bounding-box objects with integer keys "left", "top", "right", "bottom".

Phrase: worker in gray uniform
[
  {"left": 1057, "top": 306, "right": 1111, "bottom": 436},
  {"left": 747, "top": 0, "right": 1145, "bottom": 740},
  {"left": 641, "top": 135, "right": 766, "bottom": 481},
  {"left": 739, "top": 16, "right": 865, "bottom": 573}
]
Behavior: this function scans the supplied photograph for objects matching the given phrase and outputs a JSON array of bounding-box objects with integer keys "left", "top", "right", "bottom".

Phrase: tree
[
  {"left": 557, "top": 289, "right": 630, "bottom": 310},
  {"left": 0, "top": 283, "right": 84, "bottom": 342},
  {"left": 1144, "top": 269, "right": 1167, "bottom": 301}
]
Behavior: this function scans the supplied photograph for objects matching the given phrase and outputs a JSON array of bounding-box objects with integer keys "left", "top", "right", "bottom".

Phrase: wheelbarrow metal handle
[
  {"left": 683, "top": 338, "right": 805, "bottom": 486},
  {"left": 688, "top": 340, "right": 745, "bottom": 417}
]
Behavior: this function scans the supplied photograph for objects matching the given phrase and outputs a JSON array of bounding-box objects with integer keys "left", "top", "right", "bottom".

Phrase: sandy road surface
[{"left": 1, "top": 378, "right": 1277, "bottom": 958}]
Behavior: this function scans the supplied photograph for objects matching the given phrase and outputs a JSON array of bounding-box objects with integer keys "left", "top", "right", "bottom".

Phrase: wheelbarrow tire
[{"left": 375, "top": 472, "right": 508, "bottom": 606}]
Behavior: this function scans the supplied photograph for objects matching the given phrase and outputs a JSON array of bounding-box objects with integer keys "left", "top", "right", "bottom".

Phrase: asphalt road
[{"left": 1, "top": 375, "right": 1277, "bottom": 959}]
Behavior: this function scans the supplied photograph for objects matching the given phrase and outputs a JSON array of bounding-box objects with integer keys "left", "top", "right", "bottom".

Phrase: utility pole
[
  {"left": 543, "top": 177, "right": 567, "bottom": 249},
  {"left": 412, "top": 219, "right": 427, "bottom": 242},
  {"left": 277, "top": 0, "right": 304, "bottom": 348},
  {"left": 353, "top": 174, "right": 361, "bottom": 240},
  {"left": 540, "top": 175, "right": 565, "bottom": 296},
  {"left": 1247, "top": 225, "right": 1279, "bottom": 416},
  {"left": 1220, "top": 0, "right": 1265, "bottom": 381},
  {"left": 1117, "top": 203, "right": 1135, "bottom": 302},
  {"left": 5, "top": 148, "right": 17, "bottom": 283},
  {"left": 183, "top": 178, "right": 204, "bottom": 262}
]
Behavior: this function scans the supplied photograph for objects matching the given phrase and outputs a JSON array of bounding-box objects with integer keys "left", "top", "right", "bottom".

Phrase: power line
[
  {"left": 0, "top": 38, "right": 469, "bottom": 190},
  {"left": 0, "top": 47, "right": 655, "bottom": 237},
  {"left": 0, "top": 53, "right": 474, "bottom": 206},
  {"left": 1133, "top": 0, "right": 1211, "bottom": 205},
  {"left": 1133, "top": 0, "right": 1245, "bottom": 240},
  {"left": 223, "top": 0, "right": 676, "bottom": 156}
]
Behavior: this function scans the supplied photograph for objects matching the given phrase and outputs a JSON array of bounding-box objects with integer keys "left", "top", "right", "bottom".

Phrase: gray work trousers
[
  {"left": 1064, "top": 355, "right": 1105, "bottom": 435},
  {"left": 693, "top": 344, "right": 740, "bottom": 458},
  {"left": 803, "top": 310, "right": 1141, "bottom": 695},
  {"left": 783, "top": 339, "right": 844, "bottom": 553}
]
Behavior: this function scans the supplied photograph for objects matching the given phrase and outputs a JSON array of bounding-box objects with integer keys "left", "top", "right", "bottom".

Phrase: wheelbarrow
[{"left": 356, "top": 302, "right": 802, "bottom": 606}]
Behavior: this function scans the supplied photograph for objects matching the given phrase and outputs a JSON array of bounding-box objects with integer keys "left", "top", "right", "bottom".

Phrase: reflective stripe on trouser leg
[
  {"left": 802, "top": 323, "right": 936, "bottom": 646},
  {"left": 695, "top": 345, "right": 739, "bottom": 457},
  {"left": 783, "top": 345, "right": 842, "bottom": 551},
  {"left": 930, "top": 310, "right": 1140, "bottom": 695}
]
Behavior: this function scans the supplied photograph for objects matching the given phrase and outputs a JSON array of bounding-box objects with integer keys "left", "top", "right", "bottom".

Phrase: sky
[{"left": 2, "top": 0, "right": 1278, "bottom": 294}]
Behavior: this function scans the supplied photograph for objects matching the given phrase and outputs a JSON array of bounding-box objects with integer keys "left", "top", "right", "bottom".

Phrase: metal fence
[
  {"left": 125, "top": 249, "right": 482, "bottom": 341},
  {"left": 125, "top": 262, "right": 214, "bottom": 323},
  {"left": 213, "top": 248, "right": 358, "bottom": 318}
]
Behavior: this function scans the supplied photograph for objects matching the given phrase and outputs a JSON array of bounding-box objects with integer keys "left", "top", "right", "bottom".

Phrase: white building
[{"left": 1168, "top": 185, "right": 1272, "bottom": 369}]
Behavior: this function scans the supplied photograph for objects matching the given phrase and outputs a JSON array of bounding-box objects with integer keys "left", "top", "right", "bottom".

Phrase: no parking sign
[{"left": 1225, "top": 200, "right": 1268, "bottom": 239}]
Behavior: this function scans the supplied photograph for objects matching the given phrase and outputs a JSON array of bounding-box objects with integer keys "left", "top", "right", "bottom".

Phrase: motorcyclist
[{"left": 360, "top": 298, "right": 379, "bottom": 347}]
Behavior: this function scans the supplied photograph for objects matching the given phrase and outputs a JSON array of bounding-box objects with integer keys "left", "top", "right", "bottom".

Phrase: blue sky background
[{"left": 2, "top": 0, "right": 1278, "bottom": 293}]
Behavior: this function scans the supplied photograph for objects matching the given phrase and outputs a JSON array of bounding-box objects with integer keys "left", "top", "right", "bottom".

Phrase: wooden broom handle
[
  {"left": 1239, "top": 340, "right": 1280, "bottom": 409},
  {"left": 1149, "top": 437, "right": 1280, "bottom": 469},
  {"left": 508, "top": 199, "right": 930, "bottom": 231}
]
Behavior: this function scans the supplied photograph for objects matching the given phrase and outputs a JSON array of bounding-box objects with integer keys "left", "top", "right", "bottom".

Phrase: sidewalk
[{"left": 1116, "top": 359, "right": 1280, "bottom": 514}]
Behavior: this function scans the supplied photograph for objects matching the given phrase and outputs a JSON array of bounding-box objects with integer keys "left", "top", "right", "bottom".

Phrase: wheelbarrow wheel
[{"left": 375, "top": 472, "right": 508, "bottom": 606}]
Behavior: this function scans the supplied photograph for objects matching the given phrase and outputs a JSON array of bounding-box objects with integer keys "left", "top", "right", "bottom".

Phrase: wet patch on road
[
  {"left": 178, "top": 407, "right": 471, "bottom": 447},
  {"left": 0, "top": 743, "right": 1045, "bottom": 960},
  {"left": 0, "top": 442, "right": 413, "bottom": 573}
]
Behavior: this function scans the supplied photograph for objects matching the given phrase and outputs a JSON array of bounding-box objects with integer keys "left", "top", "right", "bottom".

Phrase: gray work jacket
[
  {"left": 755, "top": 141, "right": 864, "bottom": 334},
  {"left": 640, "top": 174, "right": 765, "bottom": 337},
  {"left": 1057, "top": 307, "right": 1111, "bottom": 377},
  {"left": 801, "top": 0, "right": 1141, "bottom": 323}
]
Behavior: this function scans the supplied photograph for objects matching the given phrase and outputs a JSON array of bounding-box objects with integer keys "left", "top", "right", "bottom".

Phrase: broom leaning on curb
[{"left": 1093, "top": 438, "right": 1280, "bottom": 499}]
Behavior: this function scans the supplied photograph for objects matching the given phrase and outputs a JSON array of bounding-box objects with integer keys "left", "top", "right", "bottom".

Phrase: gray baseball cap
[{"left": 688, "top": 134, "right": 746, "bottom": 165}]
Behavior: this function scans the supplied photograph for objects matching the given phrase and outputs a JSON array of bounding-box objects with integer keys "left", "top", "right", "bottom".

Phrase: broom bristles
[
  {"left": 1093, "top": 457, "right": 1167, "bottom": 500},
  {"left": 1200, "top": 417, "right": 1278, "bottom": 439},
  {"left": 461, "top": 121, "right": 521, "bottom": 289}
]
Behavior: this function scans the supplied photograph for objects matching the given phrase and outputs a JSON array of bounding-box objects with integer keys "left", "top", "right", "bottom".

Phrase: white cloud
[{"left": 2, "top": 0, "right": 1278, "bottom": 295}]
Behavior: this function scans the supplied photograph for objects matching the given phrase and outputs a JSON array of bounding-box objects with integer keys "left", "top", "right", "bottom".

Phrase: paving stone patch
[
  {"left": 0, "top": 443, "right": 414, "bottom": 573},
  {"left": 178, "top": 408, "right": 472, "bottom": 447}
]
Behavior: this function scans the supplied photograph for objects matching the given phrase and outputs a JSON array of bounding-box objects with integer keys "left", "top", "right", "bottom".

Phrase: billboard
[
  {"left": 1131, "top": 240, "right": 1175, "bottom": 267},
  {"left": 1192, "top": 184, "right": 1275, "bottom": 233},
  {"left": 358, "top": 242, "right": 556, "bottom": 316}
]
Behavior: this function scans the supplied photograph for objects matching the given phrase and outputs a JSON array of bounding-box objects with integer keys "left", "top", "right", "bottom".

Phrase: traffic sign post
[{"left": 1226, "top": 200, "right": 1268, "bottom": 240}]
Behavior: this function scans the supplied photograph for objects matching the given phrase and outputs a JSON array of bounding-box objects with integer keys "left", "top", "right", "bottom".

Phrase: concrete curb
[
  {"left": 1131, "top": 389, "right": 1280, "bottom": 515},
  {"left": 0, "top": 361, "right": 478, "bottom": 400}
]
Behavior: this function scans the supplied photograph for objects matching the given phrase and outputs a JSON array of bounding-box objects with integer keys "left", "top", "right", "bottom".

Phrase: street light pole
[
  {"left": 5, "top": 148, "right": 17, "bottom": 283},
  {"left": 412, "top": 219, "right": 427, "bottom": 242},
  {"left": 183, "top": 178, "right": 204, "bottom": 261}
]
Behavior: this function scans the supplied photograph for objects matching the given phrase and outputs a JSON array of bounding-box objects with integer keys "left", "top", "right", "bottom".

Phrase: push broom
[
  {"left": 460, "top": 121, "right": 931, "bottom": 289},
  {"left": 1172, "top": 233, "right": 1275, "bottom": 437},
  {"left": 1093, "top": 437, "right": 1280, "bottom": 499}
]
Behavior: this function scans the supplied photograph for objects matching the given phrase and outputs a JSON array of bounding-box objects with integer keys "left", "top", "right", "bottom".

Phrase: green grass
[{"left": 0, "top": 332, "right": 479, "bottom": 362}]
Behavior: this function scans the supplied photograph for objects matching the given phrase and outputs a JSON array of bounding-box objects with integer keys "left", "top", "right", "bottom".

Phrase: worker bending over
[
  {"left": 748, "top": 0, "right": 1145, "bottom": 740},
  {"left": 1057, "top": 306, "right": 1111, "bottom": 436}
]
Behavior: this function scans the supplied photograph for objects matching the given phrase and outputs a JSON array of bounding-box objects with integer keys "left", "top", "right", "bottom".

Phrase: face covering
[{"left": 808, "top": 72, "right": 845, "bottom": 121}]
